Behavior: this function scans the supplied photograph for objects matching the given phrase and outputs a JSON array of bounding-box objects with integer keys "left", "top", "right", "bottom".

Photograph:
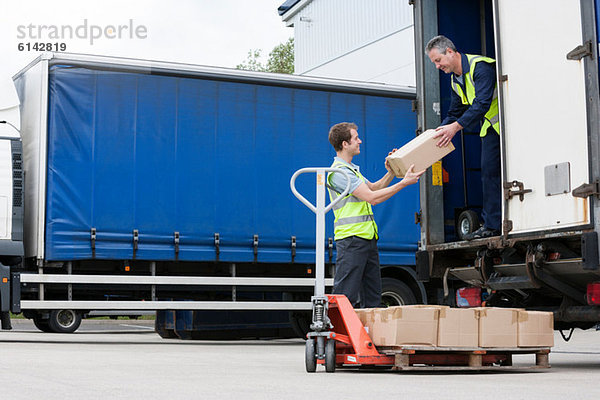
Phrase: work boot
[{"left": 464, "top": 226, "right": 500, "bottom": 241}]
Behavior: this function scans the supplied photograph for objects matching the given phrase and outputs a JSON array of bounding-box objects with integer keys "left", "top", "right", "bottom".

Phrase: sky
[{"left": 1, "top": 0, "right": 293, "bottom": 90}]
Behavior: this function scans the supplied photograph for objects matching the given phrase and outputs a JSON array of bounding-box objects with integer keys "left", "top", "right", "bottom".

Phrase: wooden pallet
[{"left": 377, "top": 345, "right": 551, "bottom": 371}]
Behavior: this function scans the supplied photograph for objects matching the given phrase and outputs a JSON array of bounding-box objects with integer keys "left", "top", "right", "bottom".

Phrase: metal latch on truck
[{"left": 503, "top": 180, "right": 532, "bottom": 201}]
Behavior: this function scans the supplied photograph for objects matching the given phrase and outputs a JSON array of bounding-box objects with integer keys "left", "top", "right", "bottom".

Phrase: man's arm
[
  {"left": 366, "top": 150, "right": 397, "bottom": 191},
  {"left": 353, "top": 165, "right": 424, "bottom": 205},
  {"left": 441, "top": 90, "right": 468, "bottom": 126},
  {"left": 435, "top": 88, "right": 467, "bottom": 147}
]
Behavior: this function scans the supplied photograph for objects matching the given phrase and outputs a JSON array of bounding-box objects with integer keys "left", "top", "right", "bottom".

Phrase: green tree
[{"left": 237, "top": 37, "right": 294, "bottom": 74}]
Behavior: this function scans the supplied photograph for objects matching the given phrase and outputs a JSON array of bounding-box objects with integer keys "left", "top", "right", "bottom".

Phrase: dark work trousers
[
  {"left": 332, "top": 236, "right": 381, "bottom": 308},
  {"left": 480, "top": 128, "right": 502, "bottom": 231}
]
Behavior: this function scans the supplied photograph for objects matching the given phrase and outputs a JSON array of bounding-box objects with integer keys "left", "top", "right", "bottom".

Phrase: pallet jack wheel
[
  {"left": 325, "top": 339, "right": 336, "bottom": 373},
  {"left": 305, "top": 338, "right": 317, "bottom": 372}
]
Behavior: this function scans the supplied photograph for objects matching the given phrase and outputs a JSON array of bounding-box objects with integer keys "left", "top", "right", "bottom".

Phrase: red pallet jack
[{"left": 291, "top": 167, "right": 394, "bottom": 372}]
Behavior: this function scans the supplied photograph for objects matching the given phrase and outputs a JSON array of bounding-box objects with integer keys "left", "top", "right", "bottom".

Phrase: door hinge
[
  {"left": 504, "top": 180, "right": 532, "bottom": 201},
  {"left": 411, "top": 99, "right": 418, "bottom": 112},
  {"left": 415, "top": 210, "right": 422, "bottom": 225},
  {"left": 572, "top": 180, "right": 600, "bottom": 198},
  {"left": 567, "top": 40, "right": 594, "bottom": 60},
  {"left": 502, "top": 219, "right": 513, "bottom": 241}
]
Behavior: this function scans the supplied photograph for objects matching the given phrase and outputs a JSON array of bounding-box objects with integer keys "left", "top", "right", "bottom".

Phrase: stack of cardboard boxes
[{"left": 355, "top": 306, "right": 554, "bottom": 348}]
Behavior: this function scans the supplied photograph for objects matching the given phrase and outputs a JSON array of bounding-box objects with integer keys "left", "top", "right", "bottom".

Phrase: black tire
[
  {"left": 32, "top": 317, "right": 53, "bottom": 333},
  {"left": 154, "top": 318, "right": 179, "bottom": 339},
  {"left": 456, "top": 210, "right": 480, "bottom": 240},
  {"left": 325, "top": 339, "right": 336, "bottom": 373},
  {"left": 289, "top": 311, "right": 311, "bottom": 339},
  {"left": 305, "top": 338, "right": 317, "bottom": 373},
  {"left": 381, "top": 277, "right": 417, "bottom": 307},
  {"left": 47, "top": 310, "right": 82, "bottom": 333}
]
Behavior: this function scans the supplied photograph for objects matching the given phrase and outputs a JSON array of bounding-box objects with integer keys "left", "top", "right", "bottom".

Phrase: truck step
[{"left": 486, "top": 274, "right": 539, "bottom": 290}]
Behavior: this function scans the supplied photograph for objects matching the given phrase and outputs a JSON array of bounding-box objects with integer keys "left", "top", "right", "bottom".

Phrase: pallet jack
[
  {"left": 290, "top": 167, "right": 395, "bottom": 372},
  {"left": 290, "top": 168, "right": 551, "bottom": 372}
]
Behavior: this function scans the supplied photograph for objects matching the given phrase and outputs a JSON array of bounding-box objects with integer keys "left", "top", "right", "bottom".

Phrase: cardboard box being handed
[{"left": 386, "top": 129, "right": 455, "bottom": 178}]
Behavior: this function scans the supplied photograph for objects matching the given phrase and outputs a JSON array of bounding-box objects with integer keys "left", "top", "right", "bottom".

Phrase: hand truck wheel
[
  {"left": 305, "top": 338, "right": 317, "bottom": 372},
  {"left": 325, "top": 338, "right": 336, "bottom": 372}
]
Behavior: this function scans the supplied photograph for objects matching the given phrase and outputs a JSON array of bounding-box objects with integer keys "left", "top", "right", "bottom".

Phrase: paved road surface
[{"left": 0, "top": 319, "right": 598, "bottom": 399}]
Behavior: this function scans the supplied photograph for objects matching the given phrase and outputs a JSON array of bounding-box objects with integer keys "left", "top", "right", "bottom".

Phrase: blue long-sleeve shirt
[{"left": 441, "top": 53, "right": 497, "bottom": 131}]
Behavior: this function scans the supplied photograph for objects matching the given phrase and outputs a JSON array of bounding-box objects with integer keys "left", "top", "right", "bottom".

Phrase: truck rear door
[{"left": 495, "top": 0, "right": 593, "bottom": 234}]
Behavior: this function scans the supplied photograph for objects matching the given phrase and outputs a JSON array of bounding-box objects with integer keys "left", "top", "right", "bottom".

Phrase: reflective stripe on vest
[
  {"left": 327, "top": 161, "right": 378, "bottom": 241},
  {"left": 450, "top": 54, "right": 500, "bottom": 137}
]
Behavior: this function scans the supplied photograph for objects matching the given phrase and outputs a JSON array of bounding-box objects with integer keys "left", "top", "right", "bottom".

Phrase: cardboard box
[
  {"left": 370, "top": 306, "right": 440, "bottom": 346},
  {"left": 517, "top": 310, "right": 554, "bottom": 347},
  {"left": 386, "top": 129, "right": 455, "bottom": 177},
  {"left": 437, "top": 307, "right": 479, "bottom": 348},
  {"left": 354, "top": 308, "right": 376, "bottom": 335},
  {"left": 476, "top": 307, "right": 519, "bottom": 348}
]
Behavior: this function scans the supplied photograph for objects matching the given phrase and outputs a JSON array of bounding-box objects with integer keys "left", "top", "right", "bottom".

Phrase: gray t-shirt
[{"left": 328, "top": 157, "right": 365, "bottom": 194}]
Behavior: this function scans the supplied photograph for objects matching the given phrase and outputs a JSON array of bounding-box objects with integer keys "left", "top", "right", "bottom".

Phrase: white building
[{"left": 278, "top": 0, "right": 416, "bottom": 87}]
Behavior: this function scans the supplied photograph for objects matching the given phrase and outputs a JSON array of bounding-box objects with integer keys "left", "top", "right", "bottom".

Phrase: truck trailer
[
  {"left": 412, "top": 0, "right": 600, "bottom": 331},
  {"left": 0, "top": 52, "right": 425, "bottom": 335}
]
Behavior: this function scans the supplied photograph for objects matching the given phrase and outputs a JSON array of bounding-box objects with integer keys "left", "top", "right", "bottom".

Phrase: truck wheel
[
  {"left": 47, "top": 310, "right": 82, "bottom": 333},
  {"left": 325, "top": 339, "right": 336, "bottom": 373},
  {"left": 32, "top": 317, "right": 53, "bottom": 333},
  {"left": 456, "top": 210, "right": 480, "bottom": 240},
  {"left": 305, "top": 338, "right": 317, "bottom": 372},
  {"left": 381, "top": 277, "right": 416, "bottom": 306},
  {"left": 289, "top": 311, "right": 311, "bottom": 339}
]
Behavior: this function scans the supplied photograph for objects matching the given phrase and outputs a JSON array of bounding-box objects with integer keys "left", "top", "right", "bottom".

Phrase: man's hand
[
  {"left": 384, "top": 148, "right": 398, "bottom": 173},
  {"left": 434, "top": 121, "right": 462, "bottom": 147},
  {"left": 400, "top": 164, "right": 426, "bottom": 186}
]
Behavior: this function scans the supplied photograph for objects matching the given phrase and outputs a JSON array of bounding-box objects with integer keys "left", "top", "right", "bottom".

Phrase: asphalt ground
[{"left": 0, "top": 319, "right": 598, "bottom": 400}]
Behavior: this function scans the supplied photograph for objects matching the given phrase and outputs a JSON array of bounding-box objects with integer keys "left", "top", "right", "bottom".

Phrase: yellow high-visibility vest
[
  {"left": 450, "top": 54, "right": 499, "bottom": 137},
  {"left": 327, "top": 161, "right": 378, "bottom": 241}
]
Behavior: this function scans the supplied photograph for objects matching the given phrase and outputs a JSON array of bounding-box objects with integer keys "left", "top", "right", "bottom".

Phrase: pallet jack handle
[{"left": 290, "top": 168, "right": 351, "bottom": 297}]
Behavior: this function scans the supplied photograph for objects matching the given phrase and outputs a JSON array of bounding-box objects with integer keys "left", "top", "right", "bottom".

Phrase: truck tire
[
  {"left": 47, "top": 310, "right": 82, "bottom": 333},
  {"left": 381, "top": 277, "right": 417, "bottom": 306},
  {"left": 289, "top": 311, "right": 311, "bottom": 339},
  {"left": 33, "top": 317, "right": 53, "bottom": 333},
  {"left": 456, "top": 210, "right": 480, "bottom": 241}
]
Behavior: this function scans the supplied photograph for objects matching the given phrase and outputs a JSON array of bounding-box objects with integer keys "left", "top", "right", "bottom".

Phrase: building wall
[{"left": 285, "top": 0, "right": 415, "bottom": 86}]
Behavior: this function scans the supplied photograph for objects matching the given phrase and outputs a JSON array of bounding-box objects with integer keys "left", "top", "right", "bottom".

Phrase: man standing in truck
[
  {"left": 426, "top": 35, "right": 501, "bottom": 240},
  {"left": 326, "top": 122, "right": 423, "bottom": 308}
]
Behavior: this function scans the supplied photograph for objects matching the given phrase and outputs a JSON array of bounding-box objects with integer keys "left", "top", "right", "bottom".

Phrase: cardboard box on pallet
[
  {"left": 354, "top": 308, "right": 376, "bottom": 335},
  {"left": 518, "top": 310, "right": 554, "bottom": 347},
  {"left": 476, "top": 307, "right": 519, "bottom": 348},
  {"left": 370, "top": 305, "right": 441, "bottom": 346},
  {"left": 437, "top": 307, "right": 479, "bottom": 347},
  {"left": 385, "top": 129, "right": 455, "bottom": 178}
]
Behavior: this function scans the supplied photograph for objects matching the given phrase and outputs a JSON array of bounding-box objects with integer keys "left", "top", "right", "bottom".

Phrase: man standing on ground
[
  {"left": 326, "top": 122, "right": 423, "bottom": 308},
  {"left": 426, "top": 35, "right": 501, "bottom": 240}
]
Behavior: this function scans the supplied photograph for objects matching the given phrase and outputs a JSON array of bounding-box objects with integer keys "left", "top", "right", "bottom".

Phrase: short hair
[
  {"left": 328, "top": 122, "right": 357, "bottom": 152},
  {"left": 425, "top": 35, "right": 457, "bottom": 55}
]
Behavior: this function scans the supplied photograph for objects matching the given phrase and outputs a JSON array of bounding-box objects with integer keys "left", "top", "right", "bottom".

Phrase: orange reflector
[
  {"left": 2, "top": 278, "right": 7, "bottom": 283},
  {"left": 307, "top": 268, "right": 312, "bottom": 274},
  {"left": 125, "top": 266, "right": 130, "bottom": 272}
]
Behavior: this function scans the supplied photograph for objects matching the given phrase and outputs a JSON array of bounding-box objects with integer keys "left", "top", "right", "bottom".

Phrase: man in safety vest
[
  {"left": 327, "top": 122, "right": 424, "bottom": 308},
  {"left": 426, "top": 35, "right": 501, "bottom": 240}
]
